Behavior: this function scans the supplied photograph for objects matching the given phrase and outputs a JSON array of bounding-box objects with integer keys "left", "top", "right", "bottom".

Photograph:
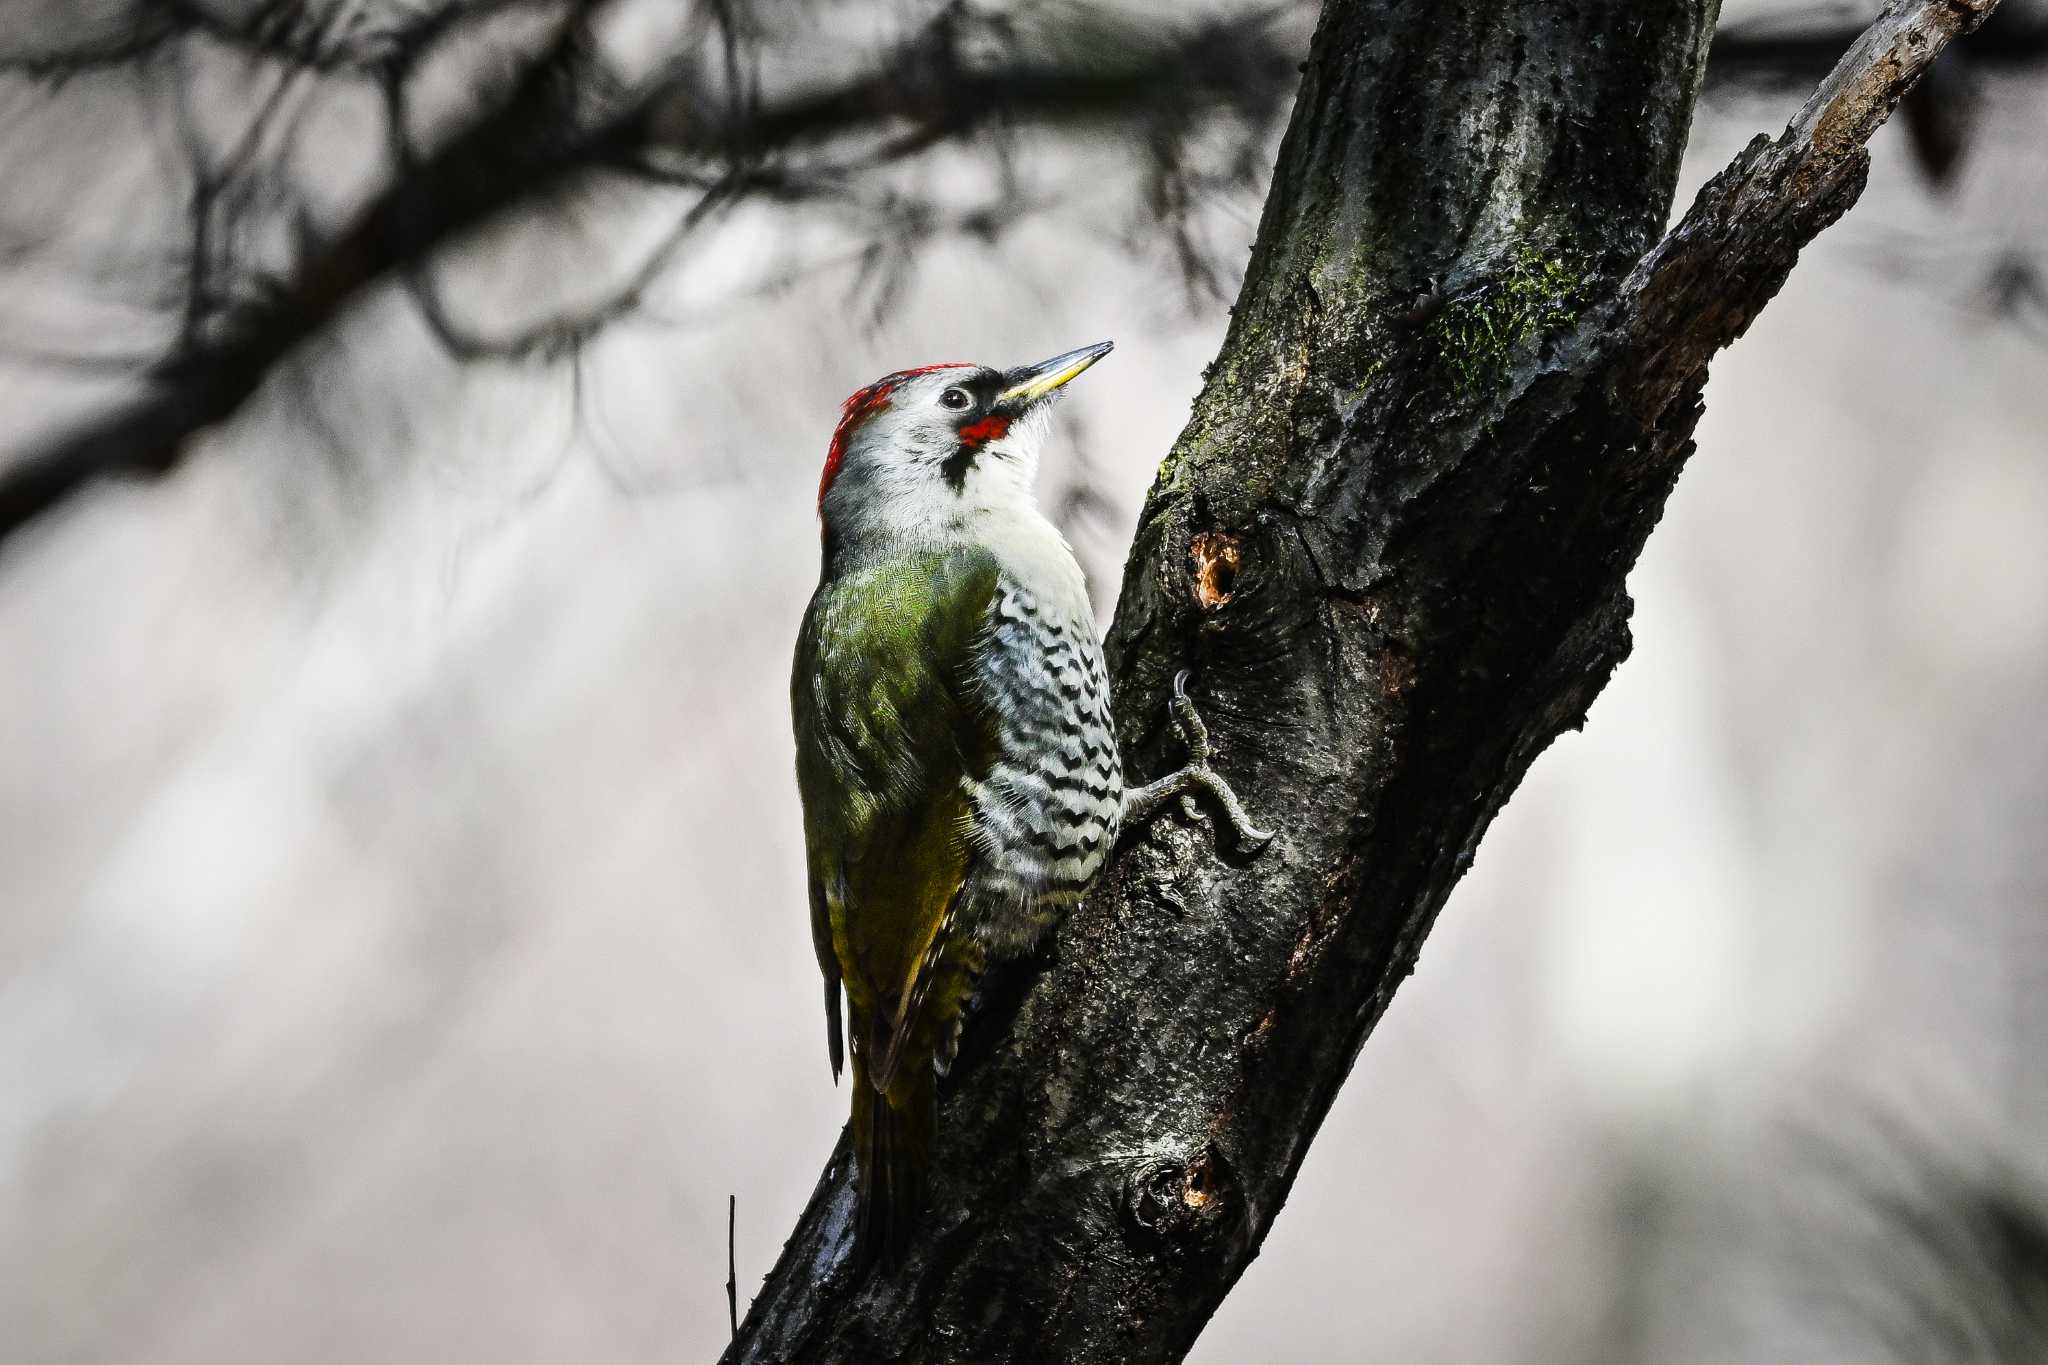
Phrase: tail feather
[
  {"left": 824, "top": 973, "right": 844, "bottom": 1083},
  {"left": 849, "top": 1048, "right": 934, "bottom": 1271}
]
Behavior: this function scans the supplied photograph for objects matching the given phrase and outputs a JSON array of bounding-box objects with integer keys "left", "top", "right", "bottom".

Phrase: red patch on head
[
  {"left": 818, "top": 382, "right": 896, "bottom": 511},
  {"left": 818, "top": 363, "right": 975, "bottom": 513},
  {"left": 955, "top": 413, "right": 1013, "bottom": 448}
]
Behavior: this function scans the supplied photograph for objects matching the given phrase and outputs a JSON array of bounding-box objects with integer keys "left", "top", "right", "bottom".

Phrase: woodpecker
[{"left": 791, "top": 341, "right": 1269, "bottom": 1267}]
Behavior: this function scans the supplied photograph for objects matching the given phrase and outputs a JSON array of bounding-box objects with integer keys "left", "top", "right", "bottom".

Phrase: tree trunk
[{"left": 726, "top": 1, "right": 1999, "bottom": 1360}]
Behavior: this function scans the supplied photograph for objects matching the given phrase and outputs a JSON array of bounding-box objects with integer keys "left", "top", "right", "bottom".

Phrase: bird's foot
[{"left": 1121, "top": 671, "right": 1273, "bottom": 850}]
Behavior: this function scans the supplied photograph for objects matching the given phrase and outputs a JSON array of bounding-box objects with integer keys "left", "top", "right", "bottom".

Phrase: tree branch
[
  {"left": 1623, "top": 0, "right": 2005, "bottom": 410},
  {"left": 0, "top": 2, "right": 1296, "bottom": 552},
  {"left": 721, "top": 0, "right": 2000, "bottom": 1359}
]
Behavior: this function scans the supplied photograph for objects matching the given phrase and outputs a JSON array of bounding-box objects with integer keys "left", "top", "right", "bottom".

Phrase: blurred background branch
[{"left": 0, "top": 0, "right": 1301, "bottom": 547}]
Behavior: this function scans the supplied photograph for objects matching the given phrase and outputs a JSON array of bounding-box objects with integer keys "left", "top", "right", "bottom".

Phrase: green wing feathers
[{"left": 791, "top": 547, "right": 1003, "bottom": 1259}]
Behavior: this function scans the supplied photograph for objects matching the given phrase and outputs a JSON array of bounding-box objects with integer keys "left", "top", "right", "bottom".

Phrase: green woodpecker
[{"left": 791, "top": 341, "right": 1269, "bottom": 1266}]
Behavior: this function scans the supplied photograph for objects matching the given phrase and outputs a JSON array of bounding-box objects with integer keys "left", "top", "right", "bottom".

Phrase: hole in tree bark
[
  {"left": 1122, "top": 1144, "right": 1244, "bottom": 1257},
  {"left": 1190, "top": 531, "right": 1242, "bottom": 609}
]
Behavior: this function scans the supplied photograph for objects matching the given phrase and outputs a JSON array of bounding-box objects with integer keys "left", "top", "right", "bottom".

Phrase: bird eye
[{"left": 939, "top": 387, "right": 971, "bottom": 410}]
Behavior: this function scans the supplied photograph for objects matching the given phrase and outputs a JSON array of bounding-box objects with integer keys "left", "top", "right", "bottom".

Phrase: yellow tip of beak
[{"left": 996, "top": 340, "right": 1114, "bottom": 407}]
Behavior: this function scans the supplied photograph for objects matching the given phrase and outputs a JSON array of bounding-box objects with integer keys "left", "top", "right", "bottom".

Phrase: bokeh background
[{"left": 3, "top": 2, "right": 2045, "bottom": 1361}]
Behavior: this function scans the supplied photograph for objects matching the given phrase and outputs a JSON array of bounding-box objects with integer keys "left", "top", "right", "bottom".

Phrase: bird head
[{"left": 816, "top": 341, "right": 1112, "bottom": 543}]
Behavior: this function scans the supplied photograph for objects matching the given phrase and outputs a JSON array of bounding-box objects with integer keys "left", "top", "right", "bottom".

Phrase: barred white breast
[{"left": 964, "top": 572, "right": 1123, "bottom": 954}]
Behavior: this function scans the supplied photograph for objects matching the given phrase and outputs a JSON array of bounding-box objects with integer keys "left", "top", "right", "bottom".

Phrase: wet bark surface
[{"left": 725, "top": 2, "right": 2000, "bottom": 1360}]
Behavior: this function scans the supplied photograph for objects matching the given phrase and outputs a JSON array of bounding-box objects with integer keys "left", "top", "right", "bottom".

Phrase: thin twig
[{"left": 726, "top": 1194, "right": 738, "bottom": 1342}]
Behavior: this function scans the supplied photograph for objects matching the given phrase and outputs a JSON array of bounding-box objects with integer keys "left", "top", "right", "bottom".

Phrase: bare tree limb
[
  {"left": 0, "top": 2, "right": 1297, "bottom": 552},
  {"left": 718, "top": 0, "right": 2001, "bottom": 1359},
  {"left": 1623, "top": 0, "right": 2003, "bottom": 410},
  {"left": 1707, "top": 0, "right": 2045, "bottom": 94},
  {"left": 0, "top": 0, "right": 620, "bottom": 544}
]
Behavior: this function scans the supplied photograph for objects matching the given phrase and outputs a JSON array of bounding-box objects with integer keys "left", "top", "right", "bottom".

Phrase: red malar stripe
[{"left": 955, "top": 413, "right": 1013, "bottom": 448}]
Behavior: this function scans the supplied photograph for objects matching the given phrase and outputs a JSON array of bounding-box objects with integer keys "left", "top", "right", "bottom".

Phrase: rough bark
[{"left": 725, "top": 0, "right": 2000, "bottom": 1361}]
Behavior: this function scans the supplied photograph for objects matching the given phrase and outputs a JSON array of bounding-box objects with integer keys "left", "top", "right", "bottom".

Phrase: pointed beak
[{"left": 996, "top": 340, "right": 1114, "bottom": 409}]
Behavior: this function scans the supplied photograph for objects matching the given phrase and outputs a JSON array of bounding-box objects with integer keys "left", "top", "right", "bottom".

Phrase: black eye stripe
[{"left": 946, "top": 369, "right": 1004, "bottom": 408}]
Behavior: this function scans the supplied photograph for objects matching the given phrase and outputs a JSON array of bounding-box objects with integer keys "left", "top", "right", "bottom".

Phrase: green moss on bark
[{"left": 1425, "top": 247, "right": 1594, "bottom": 395}]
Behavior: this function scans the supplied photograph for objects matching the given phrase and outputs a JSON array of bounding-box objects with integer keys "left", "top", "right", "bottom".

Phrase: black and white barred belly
[{"left": 964, "top": 577, "right": 1123, "bottom": 952}]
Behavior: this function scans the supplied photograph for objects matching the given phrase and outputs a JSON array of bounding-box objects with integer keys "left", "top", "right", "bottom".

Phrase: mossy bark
[{"left": 726, "top": 1, "right": 1999, "bottom": 1360}]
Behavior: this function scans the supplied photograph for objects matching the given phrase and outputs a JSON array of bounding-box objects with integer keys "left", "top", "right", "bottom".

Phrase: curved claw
[
  {"left": 1165, "top": 676, "right": 1211, "bottom": 763},
  {"left": 1120, "top": 668, "right": 1274, "bottom": 853},
  {"left": 1190, "top": 766, "right": 1275, "bottom": 849}
]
